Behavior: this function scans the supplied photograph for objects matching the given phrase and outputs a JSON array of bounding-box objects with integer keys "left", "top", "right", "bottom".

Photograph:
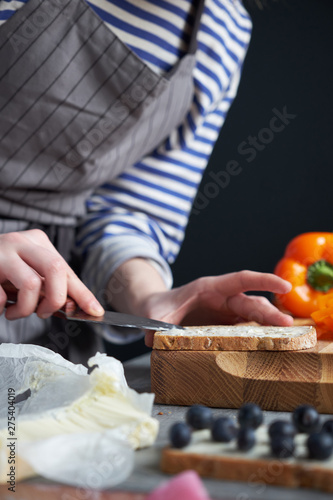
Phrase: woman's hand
[
  {"left": 0, "top": 230, "right": 104, "bottom": 320},
  {"left": 142, "top": 270, "right": 293, "bottom": 347},
  {"left": 106, "top": 259, "right": 293, "bottom": 348}
]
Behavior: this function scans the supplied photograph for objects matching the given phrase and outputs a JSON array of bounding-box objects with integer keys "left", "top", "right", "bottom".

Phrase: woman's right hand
[{"left": 0, "top": 229, "right": 104, "bottom": 320}]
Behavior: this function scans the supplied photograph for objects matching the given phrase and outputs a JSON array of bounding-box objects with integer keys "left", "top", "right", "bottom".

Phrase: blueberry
[
  {"left": 186, "top": 405, "right": 213, "bottom": 430},
  {"left": 237, "top": 427, "right": 256, "bottom": 451},
  {"left": 211, "top": 417, "right": 238, "bottom": 443},
  {"left": 270, "top": 436, "right": 295, "bottom": 459},
  {"left": 322, "top": 419, "right": 333, "bottom": 436},
  {"left": 169, "top": 422, "right": 192, "bottom": 449},
  {"left": 238, "top": 403, "right": 263, "bottom": 430},
  {"left": 307, "top": 432, "right": 333, "bottom": 460},
  {"left": 268, "top": 420, "right": 297, "bottom": 440},
  {"left": 292, "top": 405, "right": 320, "bottom": 433}
]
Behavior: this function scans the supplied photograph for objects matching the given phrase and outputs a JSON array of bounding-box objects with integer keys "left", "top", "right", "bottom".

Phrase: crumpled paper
[{"left": 0, "top": 343, "right": 158, "bottom": 489}]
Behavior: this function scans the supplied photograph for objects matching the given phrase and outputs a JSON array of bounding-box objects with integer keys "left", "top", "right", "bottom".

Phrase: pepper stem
[{"left": 306, "top": 260, "right": 333, "bottom": 292}]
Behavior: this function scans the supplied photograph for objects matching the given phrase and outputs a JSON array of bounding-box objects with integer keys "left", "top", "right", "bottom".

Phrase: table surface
[
  {"left": 120, "top": 352, "right": 333, "bottom": 500},
  {"left": 2, "top": 352, "right": 332, "bottom": 500}
]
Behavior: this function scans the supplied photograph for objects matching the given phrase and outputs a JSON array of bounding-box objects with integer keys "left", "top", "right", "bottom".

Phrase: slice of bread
[
  {"left": 153, "top": 325, "right": 317, "bottom": 351},
  {"left": 161, "top": 426, "right": 333, "bottom": 492}
]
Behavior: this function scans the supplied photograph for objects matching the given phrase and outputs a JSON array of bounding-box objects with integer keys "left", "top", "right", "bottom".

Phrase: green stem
[{"left": 306, "top": 260, "right": 333, "bottom": 292}]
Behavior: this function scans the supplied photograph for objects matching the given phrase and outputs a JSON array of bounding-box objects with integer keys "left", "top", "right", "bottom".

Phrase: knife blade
[
  {"left": 3, "top": 280, "right": 184, "bottom": 331},
  {"left": 57, "top": 308, "right": 184, "bottom": 331}
]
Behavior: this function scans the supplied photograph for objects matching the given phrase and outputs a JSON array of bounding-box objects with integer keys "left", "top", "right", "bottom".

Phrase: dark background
[
  {"left": 172, "top": 0, "right": 333, "bottom": 287},
  {"left": 109, "top": 0, "right": 333, "bottom": 360}
]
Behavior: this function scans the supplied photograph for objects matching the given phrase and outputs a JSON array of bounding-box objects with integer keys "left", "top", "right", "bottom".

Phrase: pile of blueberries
[{"left": 169, "top": 403, "right": 333, "bottom": 460}]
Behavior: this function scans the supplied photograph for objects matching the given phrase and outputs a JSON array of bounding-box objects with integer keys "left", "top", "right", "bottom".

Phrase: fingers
[
  {"left": 0, "top": 234, "right": 46, "bottom": 319},
  {"left": 1, "top": 258, "right": 42, "bottom": 320},
  {"left": 210, "top": 270, "right": 292, "bottom": 297},
  {"left": 145, "top": 331, "right": 154, "bottom": 348},
  {"left": 25, "top": 230, "right": 104, "bottom": 316},
  {"left": 21, "top": 245, "right": 104, "bottom": 318},
  {"left": 0, "top": 230, "right": 104, "bottom": 320},
  {"left": 18, "top": 247, "right": 68, "bottom": 319},
  {"left": 66, "top": 270, "right": 104, "bottom": 316},
  {"left": 143, "top": 291, "right": 294, "bottom": 347},
  {"left": 226, "top": 294, "right": 294, "bottom": 326},
  {"left": 0, "top": 283, "right": 8, "bottom": 316}
]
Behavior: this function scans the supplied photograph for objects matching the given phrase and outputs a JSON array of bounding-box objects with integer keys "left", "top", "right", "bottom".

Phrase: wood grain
[{"left": 151, "top": 340, "right": 333, "bottom": 412}]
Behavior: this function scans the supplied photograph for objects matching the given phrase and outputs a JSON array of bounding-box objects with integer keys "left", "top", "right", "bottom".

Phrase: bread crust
[
  {"left": 161, "top": 447, "right": 333, "bottom": 492},
  {"left": 153, "top": 325, "right": 317, "bottom": 351}
]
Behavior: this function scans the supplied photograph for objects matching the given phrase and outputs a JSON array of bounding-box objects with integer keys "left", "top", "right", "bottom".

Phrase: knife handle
[{"left": 2, "top": 280, "right": 78, "bottom": 316}]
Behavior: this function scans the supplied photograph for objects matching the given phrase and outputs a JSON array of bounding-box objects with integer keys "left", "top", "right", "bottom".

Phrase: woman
[{"left": 0, "top": 0, "right": 292, "bottom": 361}]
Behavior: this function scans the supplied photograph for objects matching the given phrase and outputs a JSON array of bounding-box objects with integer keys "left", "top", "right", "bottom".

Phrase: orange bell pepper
[
  {"left": 311, "top": 292, "right": 333, "bottom": 335},
  {"left": 274, "top": 232, "right": 333, "bottom": 318}
]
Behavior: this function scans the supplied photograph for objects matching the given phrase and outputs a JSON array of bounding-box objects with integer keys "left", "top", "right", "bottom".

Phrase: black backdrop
[
  {"left": 108, "top": 0, "right": 333, "bottom": 360},
  {"left": 171, "top": 0, "right": 333, "bottom": 287}
]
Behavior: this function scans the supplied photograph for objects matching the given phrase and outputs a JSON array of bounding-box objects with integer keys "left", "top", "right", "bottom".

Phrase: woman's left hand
[{"left": 142, "top": 270, "right": 293, "bottom": 347}]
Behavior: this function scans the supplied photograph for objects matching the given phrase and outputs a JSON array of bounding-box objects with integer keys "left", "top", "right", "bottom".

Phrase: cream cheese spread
[{"left": 164, "top": 326, "right": 312, "bottom": 338}]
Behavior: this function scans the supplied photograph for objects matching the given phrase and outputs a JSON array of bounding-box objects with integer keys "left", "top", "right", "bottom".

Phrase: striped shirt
[{"left": 0, "top": 0, "right": 252, "bottom": 343}]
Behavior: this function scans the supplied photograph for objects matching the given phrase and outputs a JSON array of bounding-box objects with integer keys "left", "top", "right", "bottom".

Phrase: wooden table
[{"left": 2, "top": 352, "right": 333, "bottom": 500}]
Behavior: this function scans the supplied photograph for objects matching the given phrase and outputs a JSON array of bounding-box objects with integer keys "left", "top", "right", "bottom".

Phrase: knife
[{"left": 2, "top": 280, "right": 184, "bottom": 331}]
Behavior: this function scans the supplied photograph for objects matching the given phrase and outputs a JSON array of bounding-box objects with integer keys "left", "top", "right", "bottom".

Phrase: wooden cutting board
[{"left": 151, "top": 340, "right": 333, "bottom": 412}]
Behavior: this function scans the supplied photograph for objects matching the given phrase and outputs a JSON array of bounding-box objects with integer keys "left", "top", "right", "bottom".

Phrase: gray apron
[{"left": 0, "top": 0, "right": 205, "bottom": 362}]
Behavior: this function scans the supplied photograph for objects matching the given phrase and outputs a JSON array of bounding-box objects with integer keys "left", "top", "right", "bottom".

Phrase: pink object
[{"left": 146, "top": 471, "right": 211, "bottom": 500}]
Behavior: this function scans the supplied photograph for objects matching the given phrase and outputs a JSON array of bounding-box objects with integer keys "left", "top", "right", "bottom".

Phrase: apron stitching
[
  {"left": 0, "top": 0, "right": 75, "bottom": 81},
  {"left": 0, "top": 4, "right": 93, "bottom": 137},
  {"left": 4, "top": 47, "right": 133, "bottom": 207},
  {"left": 23, "top": 63, "right": 162, "bottom": 203},
  {"left": 51, "top": 65, "right": 163, "bottom": 192},
  {"left": 0, "top": 19, "right": 108, "bottom": 185},
  {"left": 0, "top": 0, "right": 43, "bottom": 51}
]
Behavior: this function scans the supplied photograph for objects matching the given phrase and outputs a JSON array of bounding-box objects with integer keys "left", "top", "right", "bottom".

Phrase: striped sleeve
[
  {"left": 76, "top": 3, "right": 252, "bottom": 329},
  {"left": 77, "top": 66, "right": 249, "bottom": 314},
  {"left": 0, "top": 0, "right": 28, "bottom": 23}
]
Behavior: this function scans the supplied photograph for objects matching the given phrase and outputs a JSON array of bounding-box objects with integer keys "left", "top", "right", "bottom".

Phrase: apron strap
[{"left": 188, "top": 0, "right": 206, "bottom": 55}]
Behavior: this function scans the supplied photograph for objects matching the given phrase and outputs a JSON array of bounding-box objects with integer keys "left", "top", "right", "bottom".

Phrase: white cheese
[
  {"left": 164, "top": 326, "right": 312, "bottom": 339},
  {"left": 0, "top": 347, "right": 159, "bottom": 485}
]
